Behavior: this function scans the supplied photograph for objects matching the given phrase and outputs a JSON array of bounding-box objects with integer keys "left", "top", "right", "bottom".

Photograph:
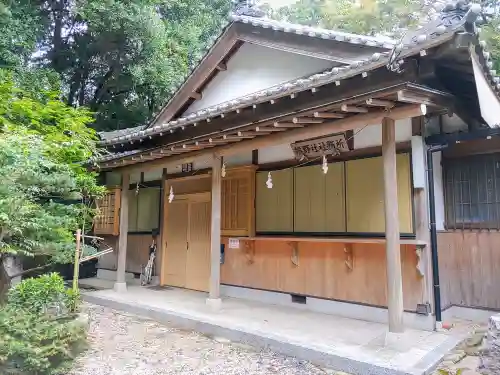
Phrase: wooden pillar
[
  {"left": 207, "top": 154, "right": 222, "bottom": 309},
  {"left": 382, "top": 118, "right": 404, "bottom": 333},
  {"left": 158, "top": 168, "right": 167, "bottom": 286},
  {"left": 114, "top": 172, "right": 130, "bottom": 292}
]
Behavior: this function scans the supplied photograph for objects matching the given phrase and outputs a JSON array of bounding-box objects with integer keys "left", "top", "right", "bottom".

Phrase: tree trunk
[
  {"left": 2, "top": 255, "right": 22, "bottom": 286},
  {"left": 0, "top": 255, "right": 23, "bottom": 301},
  {"left": 50, "top": 0, "right": 66, "bottom": 74}
]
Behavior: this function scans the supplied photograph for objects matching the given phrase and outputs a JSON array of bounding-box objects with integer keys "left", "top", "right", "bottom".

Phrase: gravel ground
[{"left": 69, "top": 303, "right": 344, "bottom": 375}]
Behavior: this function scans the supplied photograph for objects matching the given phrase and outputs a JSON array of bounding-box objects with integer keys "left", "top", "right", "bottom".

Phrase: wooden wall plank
[
  {"left": 221, "top": 238, "right": 423, "bottom": 310},
  {"left": 438, "top": 231, "right": 500, "bottom": 310},
  {"left": 98, "top": 234, "right": 151, "bottom": 274}
]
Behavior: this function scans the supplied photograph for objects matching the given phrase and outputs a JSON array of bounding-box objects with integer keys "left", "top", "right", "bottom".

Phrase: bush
[
  {"left": 8, "top": 273, "right": 67, "bottom": 314},
  {"left": 0, "top": 305, "right": 88, "bottom": 375}
]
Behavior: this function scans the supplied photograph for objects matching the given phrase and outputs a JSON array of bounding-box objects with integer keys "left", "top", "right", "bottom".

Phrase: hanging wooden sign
[
  {"left": 291, "top": 133, "right": 349, "bottom": 159},
  {"left": 181, "top": 163, "right": 193, "bottom": 173}
]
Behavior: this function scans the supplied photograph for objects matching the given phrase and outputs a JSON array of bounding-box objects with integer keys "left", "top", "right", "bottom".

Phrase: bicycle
[{"left": 140, "top": 229, "right": 158, "bottom": 286}]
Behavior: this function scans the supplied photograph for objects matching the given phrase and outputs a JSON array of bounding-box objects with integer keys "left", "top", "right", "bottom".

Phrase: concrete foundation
[
  {"left": 83, "top": 286, "right": 471, "bottom": 375},
  {"left": 221, "top": 285, "right": 435, "bottom": 331},
  {"left": 97, "top": 269, "right": 135, "bottom": 282}
]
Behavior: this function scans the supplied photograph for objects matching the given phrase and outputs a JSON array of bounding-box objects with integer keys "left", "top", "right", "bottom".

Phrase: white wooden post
[
  {"left": 207, "top": 154, "right": 222, "bottom": 310},
  {"left": 382, "top": 118, "right": 405, "bottom": 333},
  {"left": 114, "top": 172, "right": 130, "bottom": 293}
]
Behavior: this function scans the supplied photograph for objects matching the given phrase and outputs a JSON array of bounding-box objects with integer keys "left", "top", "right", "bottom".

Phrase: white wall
[
  {"left": 185, "top": 43, "right": 336, "bottom": 114},
  {"left": 258, "top": 144, "right": 295, "bottom": 164},
  {"left": 165, "top": 152, "right": 253, "bottom": 174},
  {"left": 353, "top": 119, "right": 412, "bottom": 149},
  {"left": 143, "top": 168, "right": 163, "bottom": 182}
]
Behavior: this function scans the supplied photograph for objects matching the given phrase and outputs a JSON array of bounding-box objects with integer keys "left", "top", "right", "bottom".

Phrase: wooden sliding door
[
  {"left": 163, "top": 192, "right": 211, "bottom": 292},
  {"left": 164, "top": 199, "right": 189, "bottom": 288}
]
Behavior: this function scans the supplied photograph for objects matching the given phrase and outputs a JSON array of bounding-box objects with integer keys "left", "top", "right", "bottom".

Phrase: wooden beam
[
  {"left": 256, "top": 126, "right": 286, "bottom": 132},
  {"left": 292, "top": 117, "right": 324, "bottom": 124},
  {"left": 341, "top": 104, "right": 368, "bottom": 113},
  {"left": 158, "top": 168, "right": 167, "bottom": 286},
  {"left": 238, "top": 131, "right": 270, "bottom": 137},
  {"left": 190, "top": 92, "right": 202, "bottom": 100},
  {"left": 273, "top": 122, "right": 304, "bottom": 128},
  {"left": 313, "top": 111, "right": 345, "bottom": 119},
  {"left": 110, "top": 64, "right": 422, "bottom": 152},
  {"left": 366, "top": 98, "right": 395, "bottom": 107},
  {"left": 382, "top": 117, "right": 404, "bottom": 333},
  {"left": 109, "top": 105, "right": 424, "bottom": 173},
  {"left": 114, "top": 172, "right": 130, "bottom": 292},
  {"left": 208, "top": 138, "right": 231, "bottom": 145},
  {"left": 397, "top": 90, "right": 435, "bottom": 106},
  {"left": 208, "top": 154, "right": 222, "bottom": 306},
  {"left": 223, "top": 134, "right": 255, "bottom": 140}
]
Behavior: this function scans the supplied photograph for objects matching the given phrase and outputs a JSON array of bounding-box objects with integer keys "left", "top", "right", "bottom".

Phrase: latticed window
[
  {"left": 444, "top": 153, "right": 500, "bottom": 229},
  {"left": 94, "top": 187, "right": 121, "bottom": 235}
]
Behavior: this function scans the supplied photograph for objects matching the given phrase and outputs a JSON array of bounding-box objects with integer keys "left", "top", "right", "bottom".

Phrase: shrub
[
  {"left": 0, "top": 305, "right": 88, "bottom": 375},
  {"left": 8, "top": 273, "right": 67, "bottom": 314}
]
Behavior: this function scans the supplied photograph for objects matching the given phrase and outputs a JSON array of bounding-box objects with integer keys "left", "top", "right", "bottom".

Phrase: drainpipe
[{"left": 426, "top": 144, "right": 447, "bottom": 325}]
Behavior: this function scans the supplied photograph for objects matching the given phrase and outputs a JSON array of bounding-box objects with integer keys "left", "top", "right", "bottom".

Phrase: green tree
[
  {"left": 0, "top": 72, "right": 103, "bottom": 289},
  {"left": 267, "top": 0, "right": 424, "bottom": 36},
  {"left": 0, "top": 0, "right": 231, "bottom": 131},
  {"left": 266, "top": 0, "right": 500, "bottom": 67}
]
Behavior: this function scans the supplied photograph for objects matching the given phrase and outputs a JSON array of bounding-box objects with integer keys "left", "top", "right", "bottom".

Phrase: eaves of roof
[
  {"left": 99, "top": 126, "right": 145, "bottom": 141},
  {"left": 229, "top": 14, "right": 396, "bottom": 49},
  {"left": 98, "top": 2, "right": 484, "bottom": 150},
  {"left": 139, "top": 13, "right": 397, "bottom": 133}
]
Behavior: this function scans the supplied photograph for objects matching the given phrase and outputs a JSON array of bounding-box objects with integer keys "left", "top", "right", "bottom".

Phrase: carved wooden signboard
[
  {"left": 181, "top": 162, "right": 193, "bottom": 173},
  {"left": 291, "top": 133, "right": 349, "bottom": 159}
]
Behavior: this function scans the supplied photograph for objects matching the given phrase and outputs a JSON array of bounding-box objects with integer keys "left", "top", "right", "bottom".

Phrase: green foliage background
[{"left": 0, "top": 0, "right": 231, "bottom": 132}]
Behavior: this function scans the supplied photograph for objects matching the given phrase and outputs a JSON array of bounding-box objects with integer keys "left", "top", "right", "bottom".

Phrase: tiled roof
[
  {"left": 99, "top": 126, "right": 144, "bottom": 141},
  {"left": 98, "top": 1, "right": 483, "bottom": 149},
  {"left": 139, "top": 11, "right": 397, "bottom": 132},
  {"left": 99, "top": 14, "right": 393, "bottom": 143},
  {"left": 229, "top": 14, "right": 396, "bottom": 49},
  {"left": 96, "top": 150, "right": 141, "bottom": 163}
]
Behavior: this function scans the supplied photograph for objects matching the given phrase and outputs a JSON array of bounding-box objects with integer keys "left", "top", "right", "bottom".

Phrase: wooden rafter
[
  {"left": 366, "top": 98, "right": 395, "bottom": 107},
  {"left": 238, "top": 130, "right": 270, "bottom": 137},
  {"left": 341, "top": 104, "right": 369, "bottom": 113},
  {"left": 292, "top": 117, "right": 324, "bottom": 124},
  {"left": 255, "top": 126, "right": 286, "bottom": 132},
  {"left": 111, "top": 67, "right": 424, "bottom": 153},
  {"left": 223, "top": 134, "right": 255, "bottom": 140},
  {"left": 313, "top": 111, "right": 345, "bottom": 119},
  {"left": 273, "top": 122, "right": 304, "bottom": 128}
]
